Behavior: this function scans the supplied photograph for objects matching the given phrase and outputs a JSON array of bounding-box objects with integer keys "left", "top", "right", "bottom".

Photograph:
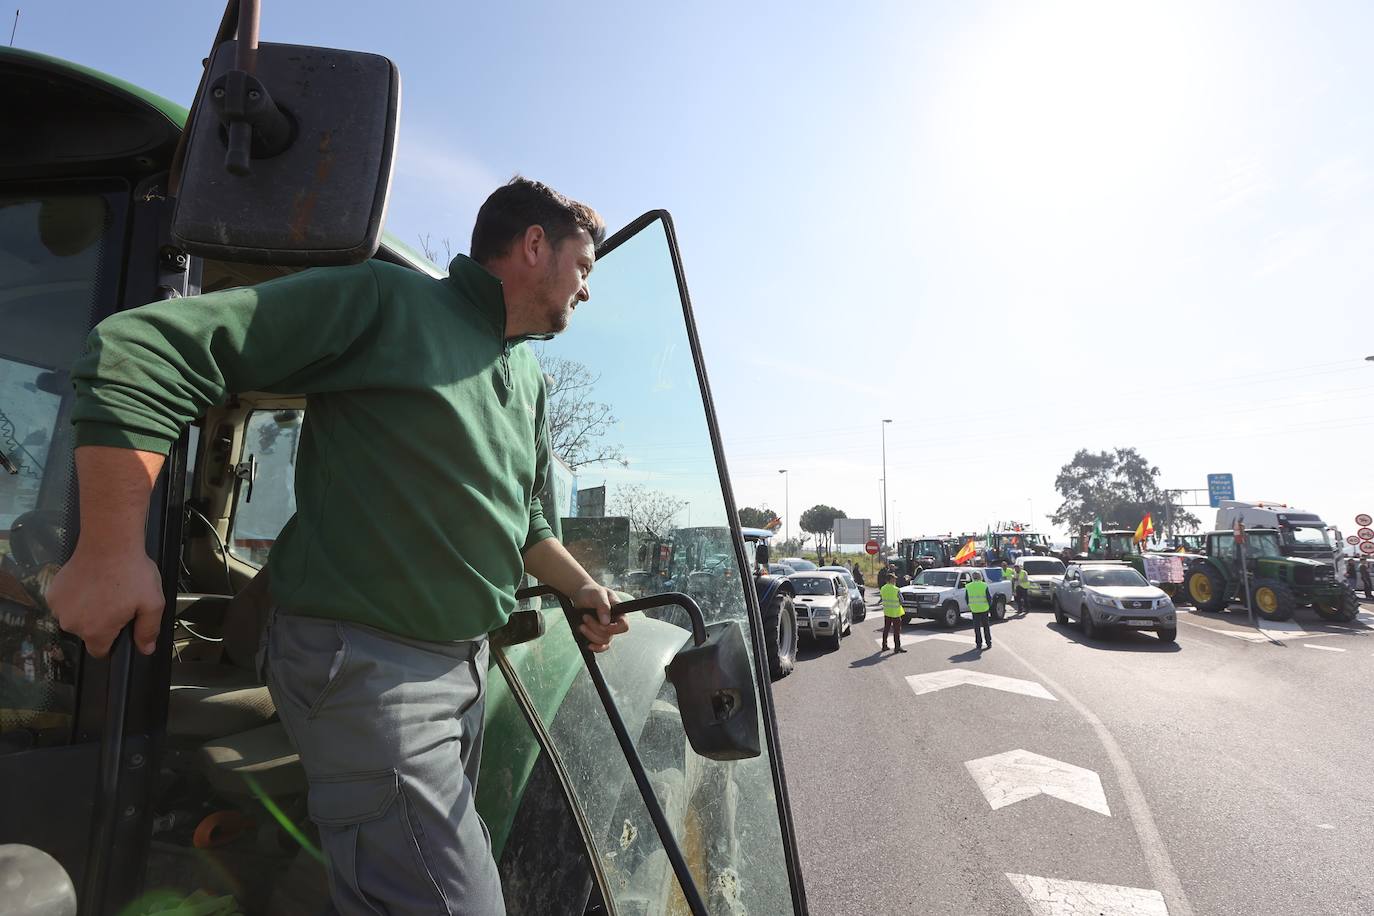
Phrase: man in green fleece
[{"left": 48, "top": 177, "right": 625, "bottom": 914}]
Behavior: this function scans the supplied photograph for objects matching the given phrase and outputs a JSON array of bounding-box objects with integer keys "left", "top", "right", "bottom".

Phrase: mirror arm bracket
[{"left": 206, "top": 0, "right": 293, "bottom": 176}]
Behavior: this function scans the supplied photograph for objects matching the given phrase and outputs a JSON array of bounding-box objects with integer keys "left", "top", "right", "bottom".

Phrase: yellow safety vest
[
  {"left": 966, "top": 579, "right": 991, "bottom": 613},
  {"left": 880, "top": 583, "right": 903, "bottom": 618},
  {"left": 1018, "top": 568, "right": 1031, "bottom": 588}
]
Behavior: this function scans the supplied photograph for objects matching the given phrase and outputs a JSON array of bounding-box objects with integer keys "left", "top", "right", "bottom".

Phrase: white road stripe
[
  {"left": 1005, "top": 873, "right": 1169, "bottom": 915},
  {"left": 905, "top": 669, "right": 1056, "bottom": 701},
  {"left": 1304, "top": 643, "right": 1346, "bottom": 652},
  {"left": 994, "top": 644, "right": 1195, "bottom": 916},
  {"left": 965, "top": 749, "right": 1111, "bottom": 816}
]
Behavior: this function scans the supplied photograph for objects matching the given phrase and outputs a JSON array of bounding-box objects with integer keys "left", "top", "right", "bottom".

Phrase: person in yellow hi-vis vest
[
  {"left": 1016, "top": 563, "right": 1031, "bottom": 613},
  {"left": 879, "top": 570, "right": 907, "bottom": 653},
  {"left": 966, "top": 572, "right": 993, "bottom": 650}
]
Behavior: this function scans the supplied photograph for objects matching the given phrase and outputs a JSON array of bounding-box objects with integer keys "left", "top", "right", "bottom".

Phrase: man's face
[{"left": 533, "top": 228, "right": 595, "bottom": 335}]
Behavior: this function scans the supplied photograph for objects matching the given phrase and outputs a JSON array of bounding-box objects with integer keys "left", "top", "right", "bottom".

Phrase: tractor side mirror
[
  {"left": 172, "top": 37, "right": 400, "bottom": 265},
  {"left": 666, "top": 620, "right": 760, "bottom": 761},
  {"left": 755, "top": 542, "right": 769, "bottom": 568}
]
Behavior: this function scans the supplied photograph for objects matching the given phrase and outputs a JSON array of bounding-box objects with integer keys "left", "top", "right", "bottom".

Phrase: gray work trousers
[{"left": 262, "top": 611, "right": 505, "bottom": 916}]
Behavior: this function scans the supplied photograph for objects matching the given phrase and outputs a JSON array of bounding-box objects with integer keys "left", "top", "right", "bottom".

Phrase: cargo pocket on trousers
[{"left": 308, "top": 770, "right": 448, "bottom": 914}]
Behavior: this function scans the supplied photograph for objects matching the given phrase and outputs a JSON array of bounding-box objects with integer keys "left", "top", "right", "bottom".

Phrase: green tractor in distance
[
  {"left": 1082, "top": 529, "right": 1139, "bottom": 561},
  {"left": 898, "top": 537, "right": 953, "bottom": 572},
  {"left": 1185, "top": 529, "right": 1359, "bottom": 622},
  {"left": 1078, "top": 529, "right": 1190, "bottom": 601}
]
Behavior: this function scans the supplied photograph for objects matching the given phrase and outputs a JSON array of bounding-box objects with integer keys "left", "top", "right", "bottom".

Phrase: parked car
[
  {"left": 820, "top": 566, "right": 867, "bottom": 622},
  {"left": 787, "top": 571, "right": 852, "bottom": 649},
  {"left": 1052, "top": 563, "right": 1178, "bottom": 643},
  {"left": 1014, "top": 556, "right": 1067, "bottom": 607},
  {"left": 768, "top": 563, "right": 798, "bottom": 577},
  {"left": 898, "top": 567, "right": 1013, "bottom": 627},
  {"left": 782, "top": 557, "right": 819, "bottom": 571}
]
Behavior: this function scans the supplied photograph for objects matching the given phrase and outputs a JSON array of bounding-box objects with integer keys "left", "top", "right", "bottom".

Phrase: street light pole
[
  {"left": 778, "top": 469, "right": 789, "bottom": 546},
  {"left": 881, "top": 419, "right": 893, "bottom": 547}
]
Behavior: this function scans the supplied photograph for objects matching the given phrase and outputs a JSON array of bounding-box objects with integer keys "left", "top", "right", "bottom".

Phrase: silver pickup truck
[{"left": 899, "top": 567, "right": 1014, "bottom": 627}]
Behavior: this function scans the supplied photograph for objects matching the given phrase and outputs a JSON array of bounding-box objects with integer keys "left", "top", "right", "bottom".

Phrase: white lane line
[
  {"left": 1177, "top": 617, "right": 1270, "bottom": 642},
  {"left": 1006, "top": 873, "right": 1169, "bottom": 915},
  {"left": 905, "top": 669, "right": 1056, "bottom": 701},
  {"left": 994, "top": 644, "right": 1194, "bottom": 916},
  {"left": 1304, "top": 643, "right": 1346, "bottom": 652},
  {"left": 874, "top": 632, "right": 976, "bottom": 648},
  {"left": 965, "top": 749, "right": 1110, "bottom": 816}
]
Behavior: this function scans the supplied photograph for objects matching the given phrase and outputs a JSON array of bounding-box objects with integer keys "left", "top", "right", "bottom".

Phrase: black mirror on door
[{"left": 666, "top": 621, "right": 761, "bottom": 762}]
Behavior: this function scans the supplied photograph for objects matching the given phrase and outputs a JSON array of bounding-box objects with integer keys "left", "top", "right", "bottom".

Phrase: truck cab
[
  {"left": 0, "top": 21, "right": 805, "bottom": 915},
  {"left": 1214, "top": 500, "right": 1337, "bottom": 566}
]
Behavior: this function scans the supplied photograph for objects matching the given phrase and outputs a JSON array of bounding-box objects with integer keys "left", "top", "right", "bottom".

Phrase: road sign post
[{"left": 1234, "top": 519, "right": 1255, "bottom": 628}]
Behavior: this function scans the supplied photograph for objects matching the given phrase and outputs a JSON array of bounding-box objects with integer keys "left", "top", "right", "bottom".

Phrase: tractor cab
[
  {"left": 1086, "top": 530, "right": 1139, "bottom": 560},
  {"left": 0, "top": 9, "right": 805, "bottom": 914}
]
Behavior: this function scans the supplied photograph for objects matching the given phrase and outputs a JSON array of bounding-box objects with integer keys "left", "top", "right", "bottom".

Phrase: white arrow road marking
[
  {"left": 874, "top": 632, "right": 976, "bottom": 647},
  {"left": 1304, "top": 643, "right": 1346, "bottom": 652},
  {"left": 905, "top": 669, "right": 1056, "bottom": 700},
  {"left": 1005, "top": 873, "right": 1168, "bottom": 915},
  {"left": 966, "top": 749, "right": 1110, "bottom": 815}
]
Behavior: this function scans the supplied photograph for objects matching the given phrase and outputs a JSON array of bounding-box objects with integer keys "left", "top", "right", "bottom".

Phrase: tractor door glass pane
[
  {"left": 0, "top": 191, "right": 120, "bottom": 746},
  {"left": 497, "top": 215, "right": 794, "bottom": 914}
]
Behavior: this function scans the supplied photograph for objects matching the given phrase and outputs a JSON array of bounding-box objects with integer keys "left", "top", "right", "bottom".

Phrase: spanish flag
[
  {"left": 953, "top": 539, "right": 977, "bottom": 565},
  {"left": 1134, "top": 513, "right": 1155, "bottom": 545}
]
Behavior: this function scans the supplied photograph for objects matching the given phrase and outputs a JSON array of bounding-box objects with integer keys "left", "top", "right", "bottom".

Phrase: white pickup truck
[{"left": 899, "top": 567, "right": 1014, "bottom": 627}]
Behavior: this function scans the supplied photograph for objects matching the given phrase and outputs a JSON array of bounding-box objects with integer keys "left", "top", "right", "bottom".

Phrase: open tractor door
[{"left": 0, "top": 3, "right": 806, "bottom": 914}]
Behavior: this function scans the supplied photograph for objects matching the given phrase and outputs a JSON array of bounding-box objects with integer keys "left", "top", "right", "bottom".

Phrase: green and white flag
[{"left": 1089, "top": 517, "right": 1104, "bottom": 552}]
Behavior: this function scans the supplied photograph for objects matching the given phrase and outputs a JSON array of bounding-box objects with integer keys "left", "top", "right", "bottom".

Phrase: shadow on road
[
  {"left": 848, "top": 650, "right": 892, "bottom": 669},
  {"left": 1048, "top": 620, "right": 1182, "bottom": 653},
  {"left": 947, "top": 648, "right": 983, "bottom": 663}
]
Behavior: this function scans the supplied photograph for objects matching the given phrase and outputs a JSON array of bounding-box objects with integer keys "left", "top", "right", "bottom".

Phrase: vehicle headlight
[{"left": 1092, "top": 595, "right": 1121, "bottom": 609}]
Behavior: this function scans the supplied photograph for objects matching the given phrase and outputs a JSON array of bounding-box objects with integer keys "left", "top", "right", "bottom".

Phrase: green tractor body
[{"left": 1185, "top": 529, "right": 1358, "bottom": 622}]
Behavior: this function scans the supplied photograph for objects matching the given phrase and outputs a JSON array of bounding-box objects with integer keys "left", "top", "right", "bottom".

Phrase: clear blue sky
[{"left": 23, "top": 0, "right": 1374, "bottom": 544}]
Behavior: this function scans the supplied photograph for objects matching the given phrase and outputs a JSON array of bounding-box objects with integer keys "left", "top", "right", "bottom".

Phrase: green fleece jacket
[{"left": 71, "top": 255, "right": 554, "bottom": 642}]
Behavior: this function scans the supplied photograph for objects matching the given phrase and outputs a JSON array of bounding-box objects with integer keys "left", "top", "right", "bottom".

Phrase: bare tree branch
[
  {"left": 541, "top": 355, "right": 627, "bottom": 470},
  {"left": 609, "top": 484, "right": 685, "bottom": 540}
]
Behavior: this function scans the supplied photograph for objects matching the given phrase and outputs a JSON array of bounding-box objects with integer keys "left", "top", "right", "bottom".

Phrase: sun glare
[{"left": 935, "top": 2, "right": 1205, "bottom": 225}]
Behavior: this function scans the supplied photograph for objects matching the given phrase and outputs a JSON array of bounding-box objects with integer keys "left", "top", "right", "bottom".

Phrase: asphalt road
[{"left": 771, "top": 589, "right": 1374, "bottom": 915}]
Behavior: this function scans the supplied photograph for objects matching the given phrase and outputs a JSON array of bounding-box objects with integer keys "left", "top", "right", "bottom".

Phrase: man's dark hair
[
  {"left": 470, "top": 176, "right": 606, "bottom": 264},
  {"left": 878, "top": 570, "right": 890, "bottom": 587}
]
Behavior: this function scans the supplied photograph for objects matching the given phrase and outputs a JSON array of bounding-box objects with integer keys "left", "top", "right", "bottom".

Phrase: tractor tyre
[
  {"left": 1251, "top": 579, "right": 1296, "bottom": 622},
  {"left": 1314, "top": 586, "right": 1361, "bottom": 623},
  {"left": 764, "top": 592, "right": 797, "bottom": 680},
  {"left": 1187, "top": 565, "right": 1228, "bottom": 613}
]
